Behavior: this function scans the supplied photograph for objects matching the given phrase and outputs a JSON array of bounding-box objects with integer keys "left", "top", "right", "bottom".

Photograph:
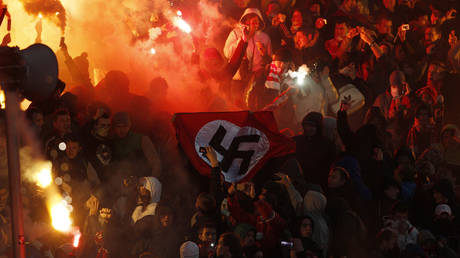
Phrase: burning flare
[
  {"left": 287, "top": 64, "right": 310, "bottom": 85},
  {"left": 50, "top": 199, "right": 73, "bottom": 232},
  {"left": 35, "top": 164, "right": 53, "bottom": 188},
  {"left": 173, "top": 11, "right": 191, "bottom": 33},
  {"left": 73, "top": 229, "right": 81, "bottom": 248},
  {"left": 0, "top": 91, "right": 4, "bottom": 109}
]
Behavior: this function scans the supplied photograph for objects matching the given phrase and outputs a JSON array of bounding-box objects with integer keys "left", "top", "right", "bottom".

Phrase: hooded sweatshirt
[
  {"left": 131, "top": 177, "right": 162, "bottom": 223},
  {"left": 303, "top": 191, "right": 329, "bottom": 255},
  {"left": 224, "top": 8, "right": 272, "bottom": 77}
]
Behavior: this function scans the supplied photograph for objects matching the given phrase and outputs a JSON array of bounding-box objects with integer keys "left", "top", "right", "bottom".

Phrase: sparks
[{"left": 149, "top": 48, "right": 156, "bottom": 55}]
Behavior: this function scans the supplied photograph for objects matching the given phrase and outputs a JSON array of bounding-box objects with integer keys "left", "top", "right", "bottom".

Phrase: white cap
[
  {"left": 180, "top": 241, "right": 199, "bottom": 258},
  {"left": 435, "top": 204, "right": 452, "bottom": 216}
]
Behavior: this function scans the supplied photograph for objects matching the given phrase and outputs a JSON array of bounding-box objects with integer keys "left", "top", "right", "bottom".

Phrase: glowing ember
[
  {"left": 149, "top": 48, "right": 156, "bottom": 55},
  {"left": 73, "top": 229, "right": 81, "bottom": 248},
  {"left": 35, "top": 166, "right": 52, "bottom": 188},
  {"left": 0, "top": 90, "right": 4, "bottom": 109},
  {"left": 287, "top": 64, "right": 310, "bottom": 85},
  {"left": 173, "top": 16, "right": 192, "bottom": 33},
  {"left": 51, "top": 199, "right": 73, "bottom": 232}
]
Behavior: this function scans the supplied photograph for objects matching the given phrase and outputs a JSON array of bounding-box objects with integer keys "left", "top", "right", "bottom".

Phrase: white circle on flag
[{"left": 195, "top": 120, "right": 270, "bottom": 182}]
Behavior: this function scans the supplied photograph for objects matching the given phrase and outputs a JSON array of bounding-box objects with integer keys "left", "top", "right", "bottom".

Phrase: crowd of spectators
[{"left": 1, "top": 0, "right": 460, "bottom": 257}]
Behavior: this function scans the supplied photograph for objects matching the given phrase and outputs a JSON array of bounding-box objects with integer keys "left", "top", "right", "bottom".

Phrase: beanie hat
[
  {"left": 180, "top": 241, "right": 199, "bottom": 258},
  {"left": 234, "top": 223, "right": 256, "bottom": 239},
  {"left": 112, "top": 112, "right": 131, "bottom": 126},
  {"left": 435, "top": 204, "right": 452, "bottom": 216}
]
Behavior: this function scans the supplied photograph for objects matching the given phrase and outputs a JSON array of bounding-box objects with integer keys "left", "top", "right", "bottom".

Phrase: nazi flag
[{"left": 173, "top": 111, "right": 295, "bottom": 183}]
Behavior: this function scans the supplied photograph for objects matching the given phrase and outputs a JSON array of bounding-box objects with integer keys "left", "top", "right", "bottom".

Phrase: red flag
[{"left": 173, "top": 111, "right": 295, "bottom": 183}]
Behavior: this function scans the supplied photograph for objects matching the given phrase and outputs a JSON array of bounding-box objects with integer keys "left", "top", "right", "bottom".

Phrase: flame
[
  {"left": 173, "top": 16, "right": 191, "bottom": 34},
  {"left": 50, "top": 199, "right": 73, "bottom": 232},
  {"left": 149, "top": 48, "right": 156, "bottom": 55},
  {"left": 20, "top": 99, "right": 31, "bottom": 111},
  {"left": 0, "top": 90, "right": 4, "bottom": 109},
  {"left": 38, "top": 13, "right": 43, "bottom": 19},
  {"left": 73, "top": 229, "right": 81, "bottom": 247},
  {"left": 35, "top": 165, "right": 53, "bottom": 188}
]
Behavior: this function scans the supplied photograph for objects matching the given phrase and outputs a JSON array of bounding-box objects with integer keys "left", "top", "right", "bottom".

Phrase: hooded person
[
  {"left": 131, "top": 177, "right": 162, "bottom": 224},
  {"left": 224, "top": 8, "right": 272, "bottom": 82},
  {"left": 302, "top": 190, "right": 329, "bottom": 255},
  {"left": 293, "top": 112, "right": 337, "bottom": 188}
]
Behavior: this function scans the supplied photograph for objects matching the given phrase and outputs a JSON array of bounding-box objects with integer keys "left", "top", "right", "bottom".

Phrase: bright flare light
[
  {"left": 149, "top": 48, "right": 156, "bottom": 55},
  {"left": 73, "top": 229, "right": 81, "bottom": 247},
  {"left": 0, "top": 90, "right": 4, "bottom": 109},
  {"left": 38, "top": 13, "right": 43, "bottom": 19},
  {"left": 176, "top": 10, "right": 182, "bottom": 17},
  {"left": 51, "top": 199, "right": 73, "bottom": 232},
  {"left": 35, "top": 166, "right": 52, "bottom": 188},
  {"left": 173, "top": 16, "right": 192, "bottom": 33},
  {"left": 287, "top": 64, "right": 310, "bottom": 86}
]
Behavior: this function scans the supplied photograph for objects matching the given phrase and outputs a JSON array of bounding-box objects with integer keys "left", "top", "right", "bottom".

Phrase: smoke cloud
[{"left": 17, "top": 0, "right": 66, "bottom": 32}]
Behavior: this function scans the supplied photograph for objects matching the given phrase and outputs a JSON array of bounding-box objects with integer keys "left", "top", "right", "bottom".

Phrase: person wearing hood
[
  {"left": 293, "top": 112, "right": 337, "bottom": 188},
  {"left": 290, "top": 215, "right": 324, "bottom": 258},
  {"left": 435, "top": 124, "right": 460, "bottom": 168},
  {"left": 131, "top": 177, "right": 162, "bottom": 224},
  {"left": 224, "top": 8, "right": 272, "bottom": 82}
]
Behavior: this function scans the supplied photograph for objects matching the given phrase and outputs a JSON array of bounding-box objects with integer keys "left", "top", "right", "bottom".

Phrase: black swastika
[{"left": 209, "top": 125, "right": 261, "bottom": 175}]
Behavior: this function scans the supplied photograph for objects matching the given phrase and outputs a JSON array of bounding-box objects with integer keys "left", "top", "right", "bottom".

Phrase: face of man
[
  {"left": 291, "top": 11, "right": 303, "bottom": 27},
  {"left": 95, "top": 118, "right": 111, "bottom": 137},
  {"left": 300, "top": 217, "right": 313, "bottom": 238},
  {"left": 66, "top": 141, "right": 81, "bottom": 159},
  {"left": 334, "top": 23, "right": 348, "bottom": 41},
  {"left": 199, "top": 227, "right": 217, "bottom": 244},
  {"left": 114, "top": 123, "right": 130, "bottom": 138},
  {"left": 377, "top": 18, "right": 393, "bottom": 36},
  {"left": 328, "top": 169, "right": 345, "bottom": 188},
  {"left": 294, "top": 31, "right": 308, "bottom": 49},
  {"left": 53, "top": 114, "right": 71, "bottom": 135},
  {"left": 425, "top": 27, "right": 441, "bottom": 44},
  {"left": 160, "top": 214, "right": 172, "bottom": 227},
  {"left": 246, "top": 16, "right": 261, "bottom": 32}
]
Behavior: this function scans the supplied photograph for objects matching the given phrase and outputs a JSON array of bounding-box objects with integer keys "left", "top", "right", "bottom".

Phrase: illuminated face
[
  {"left": 334, "top": 23, "right": 348, "bottom": 41},
  {"left": 300, "top": 217, "right": 313, "bottom": 238},
  {"left": 328, "top": 169, "right": 345, "bottom": 188},
  {"left": 114, "top": 123, "right": 130, "bottom": 138},
  {"left": 425, "top": 27, "right": 440, "bottom": 44},
  {"left": 246, "top": 16, "right": 261, "bottom": 32},
  {"left": 199, "top": 227, "right": 217, "bottom": 244},
  {"left": 53, "top": 114, "right": 71, "bottom": 135},
  {"left": 160, "top": 214, "right": 172, "bottom": 227},
  {"left": 66, "top": 141, "right": 81, "bottom": 159},
  {"left": 291, "top": 11, "right": 303, "bottom": 27},
  {"left": 377, "top": 19, "right": 392, "bottom": 35}
]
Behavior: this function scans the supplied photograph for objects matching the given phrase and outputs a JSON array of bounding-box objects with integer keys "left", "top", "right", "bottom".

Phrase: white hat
[
  {"left": 435, "top": 204, "right": 452, "bottom": 216},
  {"left": 180, "top": 241, "right": 199, "bottom": 258}
]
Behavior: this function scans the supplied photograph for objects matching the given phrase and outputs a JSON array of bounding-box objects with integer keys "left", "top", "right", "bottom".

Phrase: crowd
[{"left": 1, "top": 0, "right": 460, "bottom": 257}]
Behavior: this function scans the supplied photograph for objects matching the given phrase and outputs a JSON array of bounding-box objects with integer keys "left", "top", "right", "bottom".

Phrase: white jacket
[{"left": 224, "top": 8, "right": 272, "bottom": 78}]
